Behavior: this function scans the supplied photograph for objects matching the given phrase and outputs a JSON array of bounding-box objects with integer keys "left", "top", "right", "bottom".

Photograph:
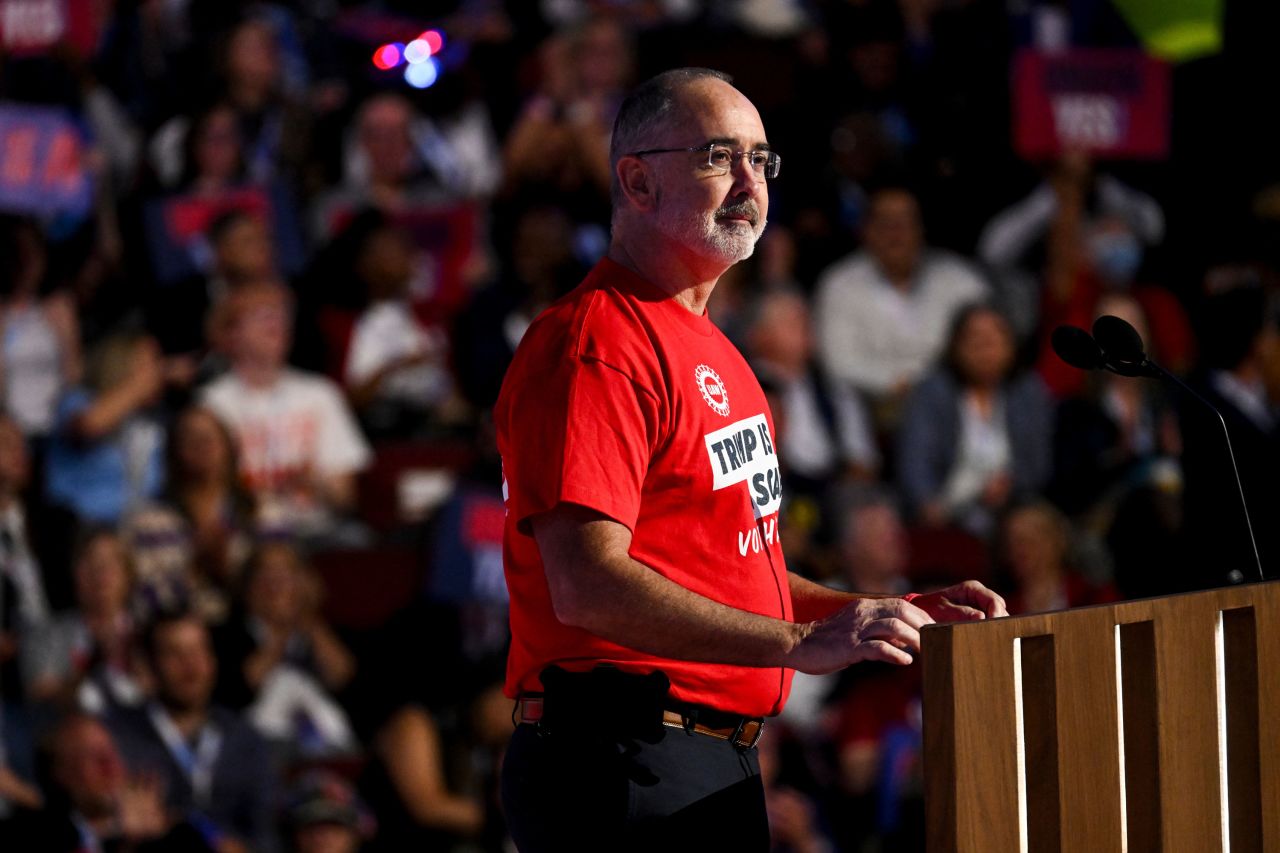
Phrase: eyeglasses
[{"left": 629, "top": 143, "right": 781, "bottom": 180}]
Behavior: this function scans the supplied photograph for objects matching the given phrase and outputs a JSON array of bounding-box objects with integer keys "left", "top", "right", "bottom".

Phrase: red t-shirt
[{"left": 495, "top": 258, "right": 794, "bottom": 717}]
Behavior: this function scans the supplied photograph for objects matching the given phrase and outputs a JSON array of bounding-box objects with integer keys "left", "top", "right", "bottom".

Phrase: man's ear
[{"left": 615, "top": 156, "right": 657, "bottom": 213}]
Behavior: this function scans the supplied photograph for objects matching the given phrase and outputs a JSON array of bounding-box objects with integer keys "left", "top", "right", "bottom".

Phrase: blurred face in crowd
[
  {"left": 1003, "top": 505, "right": 1067, "bottom": 584},
  {"left": 749, "top": 292, "right": 812, "bottom": 373},
  {"left": 0, "top": 417, "right": 30, "bottom": 496},
  {"left": 572, "top": 18, "right": 632, "bottom": 95},
  {"left": 294, "top": 823, "right": 361, "bottom": 853},
  {"left": 513, "top": 206, "right": 574, "bottom": 289},
  {"left": 74, "top": 533, "right": 131, "bottom": 617},
  {"left": 645, "top": 79, "right": 770, "bottom": 267},
  {"left": 52, "top": 717, "right": 127, "bottom": 820},
  {"left": 357, "top": 226, "right": 414, "bottom": 301},
  {"left": 230, "top": 286, "right": 292, "bottom": 368},
  {"left": 358, "top": 95, "right": 415, "bottom": 186},
  {"left": 864, "top": 190, "right": 923, "bottom": 281},
  {"left": 174, "top": 407, "right": 234, "bottom": 485},
  {"left": 91, "top": 335, "right": 164, "bottom": 400},
  {"left": 215, "top": 215, "right": 275, "bottom": 283},
  {"left": 1095, "top": 293, "right": 1150, "bottom": 347},
  {"left": 841, "top": 503, "right": 908, "bottom": 590},
  {"left": 193, "top": 106, "right": 244, "bottom": 188},
  {"left": 226, "top": 19, "right": 279, "bottom": 106},
  {"left": 247, "top": 544, "right": 310, "bottom": 628},
  {"left": 952, "top": 308, "right": 1015, "bottom": 389},
  {"left": 1086, "top": 216, "right": 1143, "bottom": 287},
  {"left": 151, "top": 618, "right": 217, "bottom": 714},
  {"left": 849, "top": 39, "right": 901, "bottom": 94}
]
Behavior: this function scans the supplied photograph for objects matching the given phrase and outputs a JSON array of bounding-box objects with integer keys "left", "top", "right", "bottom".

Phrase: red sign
[{"left": 1013, "top": 49, "right": 1170, "bottom": 160}]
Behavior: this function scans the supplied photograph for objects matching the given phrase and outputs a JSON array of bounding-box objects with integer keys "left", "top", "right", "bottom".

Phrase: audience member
[
  {"left": 781, "top": 492, "right": 911, "bottom": 740},
  {"left": 358, "top": 702, "right": 485, "bottom": 852},
  {"left": 343, "top": 219, "right": 455, "bottom": 439},
  {"left": 1, "top": 414, "right": 50, "bottom": 797},
  {"left": 453, "top": 203, "right": 583, "bottom": 409},
  {"left": 1050, "top": 294, "right": 1182, "bottom": 518},
  {"left": 814, "top": 187, "right": 989, "bottom": 424},
  {"left": 213, "top": 542, "right": 356, "bottom": 756},
  {"left": 147, "top": 210, "right": 280, "bottom": 360},
  {"left": 0, "top": 218, "right": 84, "bottom": 442},
  {"left": 108, "top": 611, "right": 279, "bottom": 852},
  {"left": 200, "top": 283, "right": 372, "bottom": 540},
  {"left": 45, "top": 334, "right": 185, "bottom": 525},
  {"left": 24, "top": 528, "right": 144, "bottom": 715},
  {"left": 897, "top": 304, "right": 1053, "bottom": 535},
  {"left": 747, "top": 290, "right": 880, "bottom": 495},
  {"left": 3, "top": 712, "right": 216, "bottom": 851},
  {"left": 1180, "top": 286, "right": 1280, "bottom": 586},
  {"left": 1001, "top": 502, "right": 1119, "bottom": 613},
  {"left": 501, "top": 16, "right": 632, "bottom": 230},
  {"left": 978, "top": 152, "right": 1165, "bottom": 340},
  {"left": 315, "top": 89, "right": 499, "bottom": 239},
  {"left": 122, "top": 405, "right": 261, "bottom": 622},
  {"left": 283, "top": 770, "right": 375, "bottom": 853}
]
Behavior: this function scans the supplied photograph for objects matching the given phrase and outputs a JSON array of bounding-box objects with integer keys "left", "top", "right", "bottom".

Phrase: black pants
[{"left": 501, "top": 721, "right": 769, "bottom": 852}]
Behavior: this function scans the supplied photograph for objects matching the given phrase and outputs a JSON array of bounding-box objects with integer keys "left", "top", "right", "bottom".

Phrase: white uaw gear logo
[{"left": 694, "top": 364, "right": 730, "bottom": 417}]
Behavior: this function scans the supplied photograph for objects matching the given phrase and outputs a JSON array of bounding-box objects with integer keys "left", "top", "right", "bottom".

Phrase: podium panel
[{"left": 922, "top": 582, "right": 1280, "bottom": 852}]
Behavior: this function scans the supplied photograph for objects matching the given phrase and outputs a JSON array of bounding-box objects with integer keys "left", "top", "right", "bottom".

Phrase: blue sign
[{"left": 0, "top": 102, "right": 92, "bottom": 219}]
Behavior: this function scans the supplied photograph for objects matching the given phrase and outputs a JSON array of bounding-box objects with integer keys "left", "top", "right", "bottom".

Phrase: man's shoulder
[
  {"left": 921, "top": 250, "right": 988, "bottom": 291},
  {"left": 816, "top": 252, "right": 877, "bottom": 293},
  {"left": 273, "top": 368, "right": 347, "bottom": 401},
  {"left": 198, "top": 372, "right": 242, "bottom": 407}
]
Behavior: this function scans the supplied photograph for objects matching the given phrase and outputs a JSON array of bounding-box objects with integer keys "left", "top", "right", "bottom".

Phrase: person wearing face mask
[{"left": 977, "top": 151, "right": 1165, "bottom": 342}]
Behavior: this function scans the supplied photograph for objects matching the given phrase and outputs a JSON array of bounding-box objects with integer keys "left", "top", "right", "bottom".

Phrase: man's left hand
[{"left": 911, "top": 581, "right": 1008, "bottom": 623}]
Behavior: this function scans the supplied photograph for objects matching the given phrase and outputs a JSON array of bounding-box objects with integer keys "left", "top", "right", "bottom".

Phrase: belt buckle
[{"left": 733, "top": 717, "right": 765, "bottom": 749}]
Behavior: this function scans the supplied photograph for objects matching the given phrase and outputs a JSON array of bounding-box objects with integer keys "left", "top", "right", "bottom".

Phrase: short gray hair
[{"left": 608, "top": 67, "right": 733, "bottom": 208}]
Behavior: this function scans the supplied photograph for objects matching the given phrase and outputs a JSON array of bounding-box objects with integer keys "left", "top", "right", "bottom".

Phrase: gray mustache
[{"left": 715, "top": 201, "right": 759, "bottom": 224}]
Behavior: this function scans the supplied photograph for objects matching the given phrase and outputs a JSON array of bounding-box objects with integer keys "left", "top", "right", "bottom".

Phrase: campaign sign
[
  {"left": 0, "top": 102, "right": 92, "bottom": 218},
  {"left": 143, "top": 183, "right": 306, "bottom": 284},
  {"left": 0, "top": 0, "right": 100, "bottom": 57},
  {"left": 1013, "top": 49, "right": 1170, "bottom": 160}
]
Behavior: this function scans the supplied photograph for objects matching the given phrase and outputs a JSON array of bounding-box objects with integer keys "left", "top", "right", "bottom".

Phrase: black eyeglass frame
[{"left": 628, "top": 143, "right": 781, "bottom": 180}]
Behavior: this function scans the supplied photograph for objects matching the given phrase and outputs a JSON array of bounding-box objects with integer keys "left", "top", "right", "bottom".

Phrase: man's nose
[{"left": 729, "top": 153, "right": 765, "bottom": 187}]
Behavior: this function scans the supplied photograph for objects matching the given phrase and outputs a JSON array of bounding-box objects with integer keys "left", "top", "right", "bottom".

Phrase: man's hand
[
  {"left": 913, "top": 580, "right": 1008, "bottom": 623},
  {"left": 786, "top": 598, "right": 934, "bottom": 674}
]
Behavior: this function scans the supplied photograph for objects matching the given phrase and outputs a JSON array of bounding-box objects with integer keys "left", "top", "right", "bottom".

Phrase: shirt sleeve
[
  {"left": 502, "top": 355, "right": 662, "bottom": 535},
  {"left": 313, "top": 380, "right": 373, "bottom": 476}
]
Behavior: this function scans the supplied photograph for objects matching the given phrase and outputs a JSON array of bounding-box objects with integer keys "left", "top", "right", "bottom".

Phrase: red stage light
[{"left": 372, "top": 43, "right": 402, "bottom": 71}]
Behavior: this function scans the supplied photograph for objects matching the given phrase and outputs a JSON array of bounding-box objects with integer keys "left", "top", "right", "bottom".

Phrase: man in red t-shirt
[{"left": 495, "top": 68, "right": 1007, "bottom": 851}]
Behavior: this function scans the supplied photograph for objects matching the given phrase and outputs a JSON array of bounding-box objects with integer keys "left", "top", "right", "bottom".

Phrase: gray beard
[{"left": 657, "top": 205, "right": 766, "bottom": 265}]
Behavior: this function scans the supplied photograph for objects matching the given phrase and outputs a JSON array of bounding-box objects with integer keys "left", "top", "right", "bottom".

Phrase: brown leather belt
[{"left": 515, "top": 696, "right": 765, "bottom": 749}]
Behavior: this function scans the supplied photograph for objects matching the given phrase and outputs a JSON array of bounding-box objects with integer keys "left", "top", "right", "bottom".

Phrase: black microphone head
[
  {"left": 1092, "top": 314, "right": 1146, "bottom": 362},
  {"left": 1092, "top": 314, "right": 1150, "bottom": 376},
  {"left": 1051, "top": 325, "right": 1105, "bottom": 371}
]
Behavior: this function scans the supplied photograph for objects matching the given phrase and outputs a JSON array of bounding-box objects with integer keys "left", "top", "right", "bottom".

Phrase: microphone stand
[{"left": 1137, "top": 358, "right": 1266, "bottom": 583}]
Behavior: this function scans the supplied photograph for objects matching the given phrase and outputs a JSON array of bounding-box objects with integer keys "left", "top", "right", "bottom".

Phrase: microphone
[
  {"left": 1092, "top": 315, "right": 1157, "bottom": 378},
  {"left": 1051, "top": 318, "right": 1266, "bottom": 583},
  {"left": 1050, "top": 325, "right": 1106, "bottom": 372}
]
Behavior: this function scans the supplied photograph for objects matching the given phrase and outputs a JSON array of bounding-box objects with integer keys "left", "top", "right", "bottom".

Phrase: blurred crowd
[{"left": 1, "top": 0, "right": 1279, "bottom": 851}]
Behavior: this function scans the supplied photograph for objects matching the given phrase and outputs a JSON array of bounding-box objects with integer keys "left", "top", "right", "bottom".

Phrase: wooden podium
[{"left": 922, "top": 581, "right": 1280, "bottom": 851}]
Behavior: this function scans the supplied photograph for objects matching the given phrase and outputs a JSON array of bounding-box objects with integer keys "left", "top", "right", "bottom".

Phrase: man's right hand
[{"left": 786, "top": 598, "right": 935, "bottom": 674}]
